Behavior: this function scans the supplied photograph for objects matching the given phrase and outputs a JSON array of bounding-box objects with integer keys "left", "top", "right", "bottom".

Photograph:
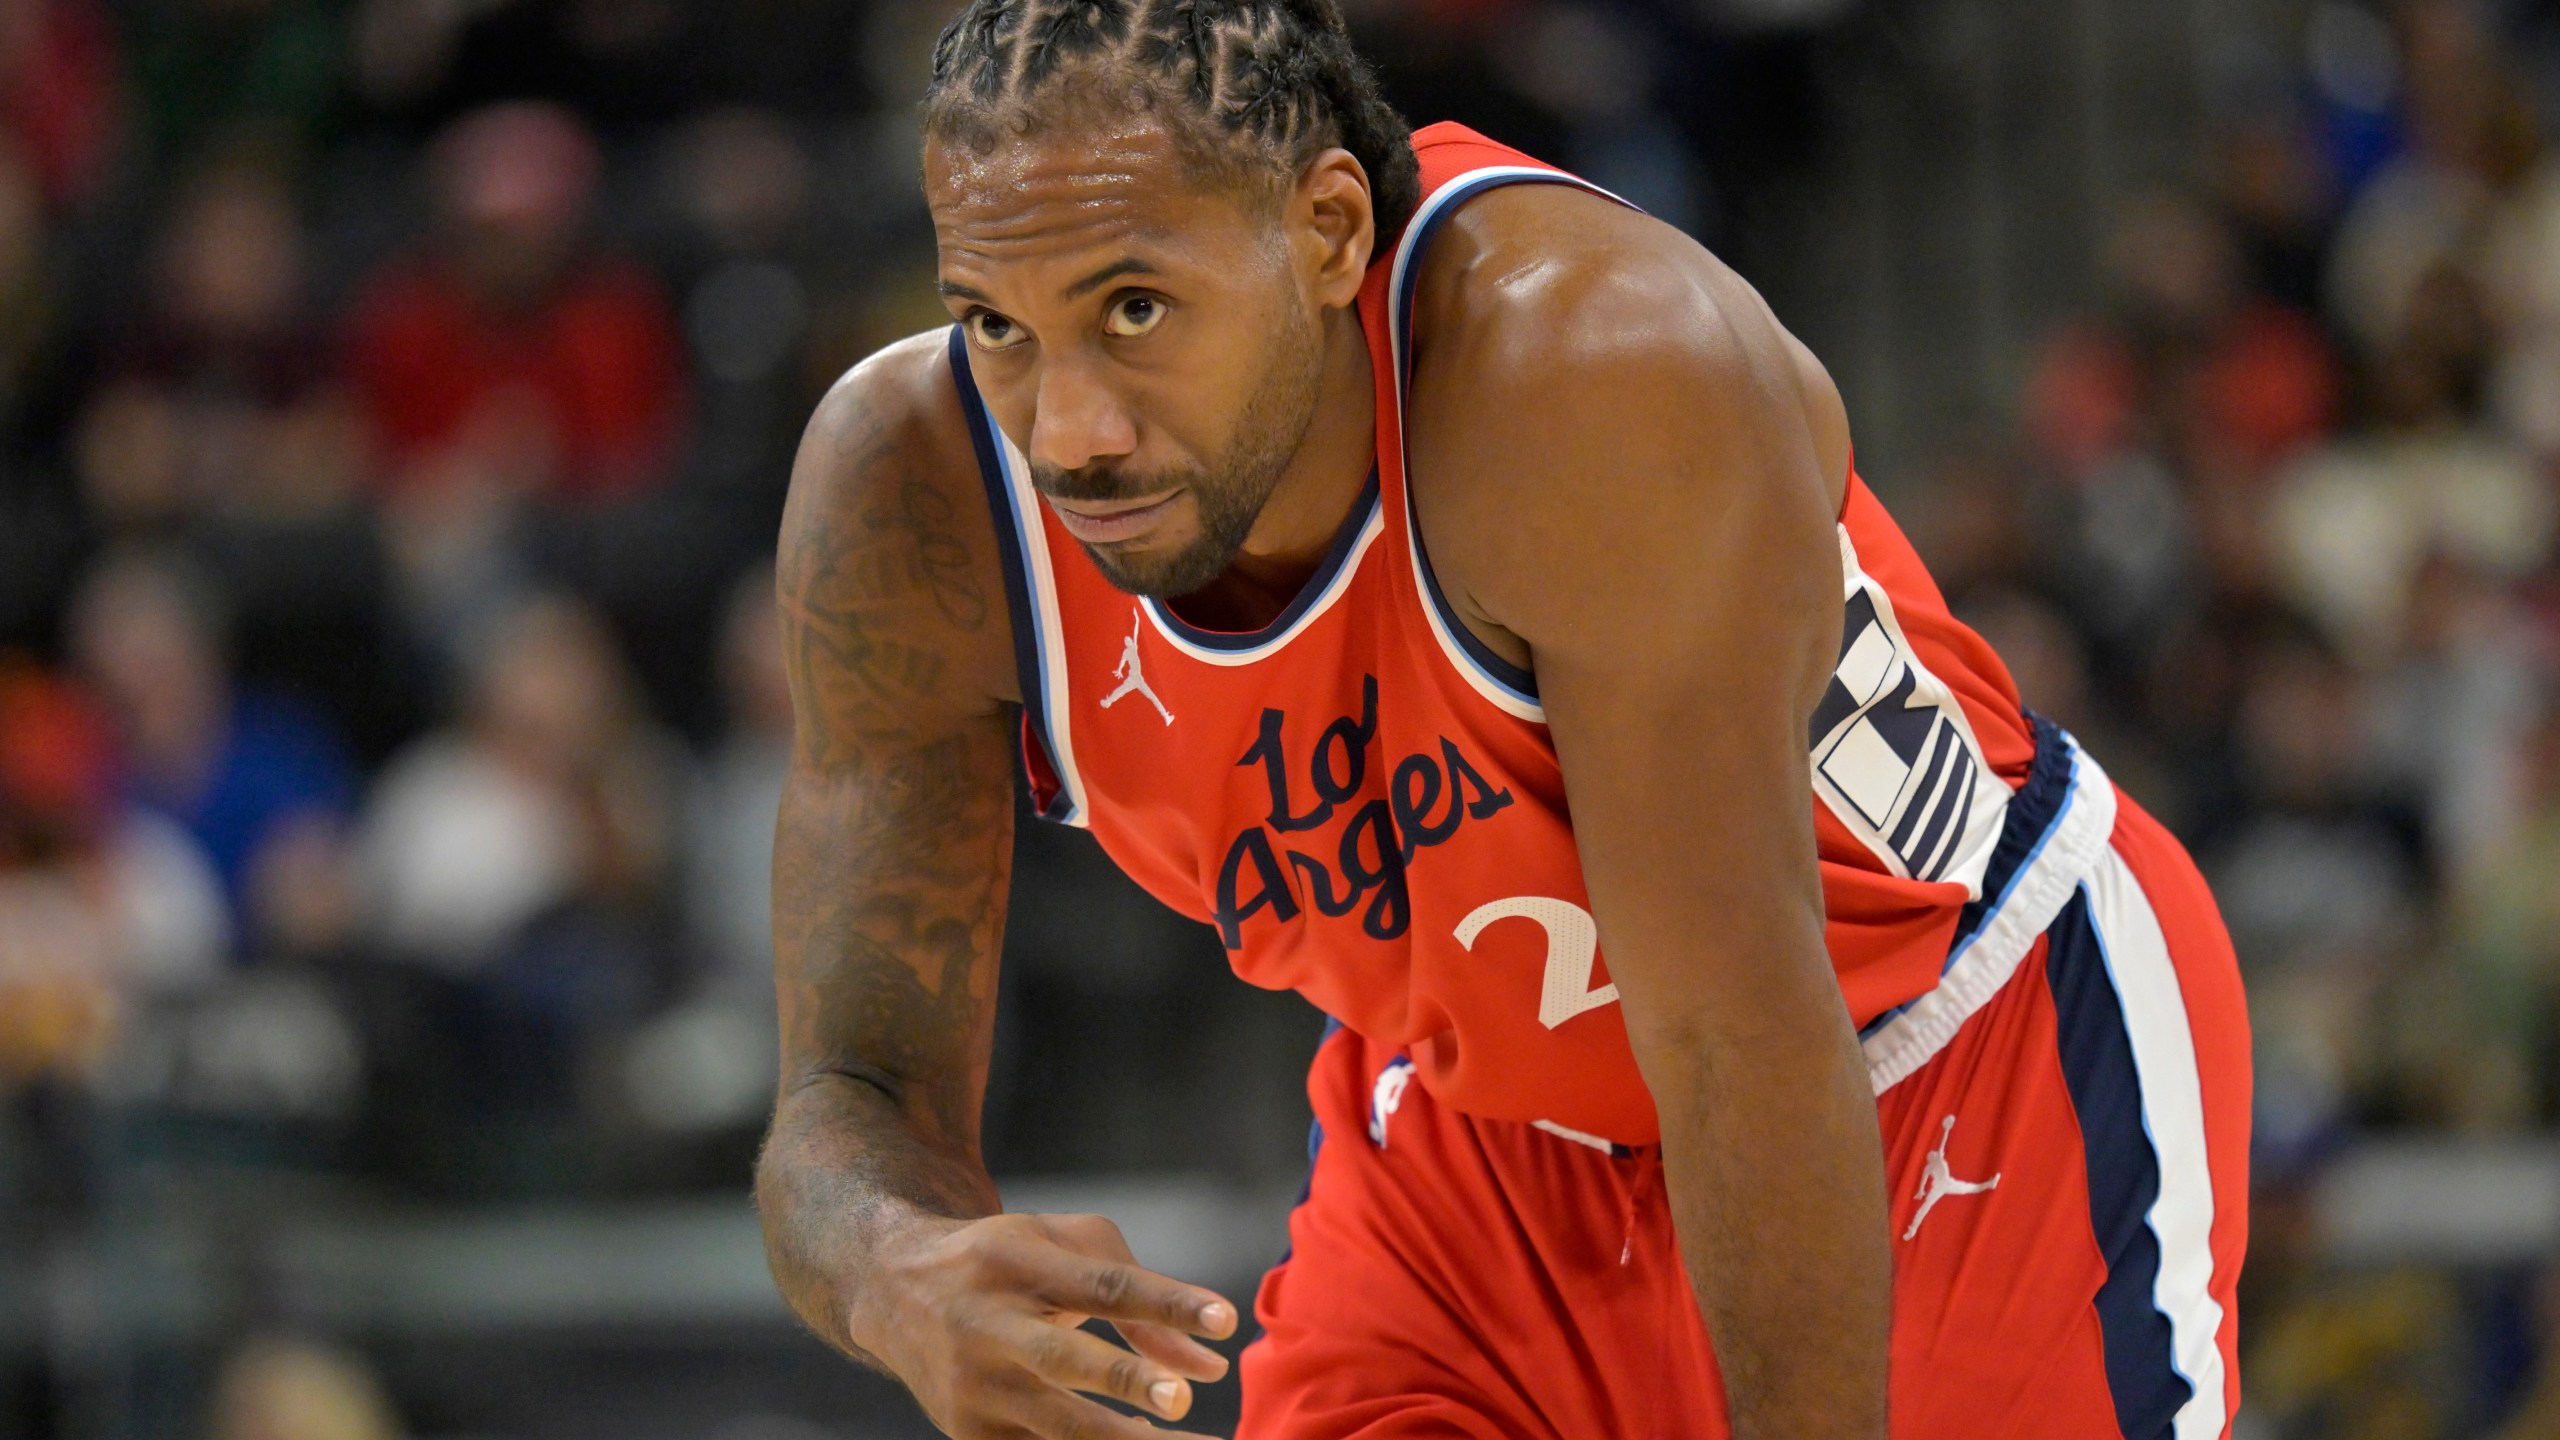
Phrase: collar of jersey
[{"left": 1140, "top": 468, "right": 1384, "bottom": 662}]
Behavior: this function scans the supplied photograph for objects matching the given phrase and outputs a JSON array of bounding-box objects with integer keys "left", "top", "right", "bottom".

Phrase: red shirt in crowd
[
  {"left": 2, "top": 0, "right": 122, "bottom": 212},
  {"left": 342, "top": 256, "right": 687, "bottom": 504}
]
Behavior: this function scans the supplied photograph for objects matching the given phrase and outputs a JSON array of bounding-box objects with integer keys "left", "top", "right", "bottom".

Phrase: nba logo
[{"left": 1369, "top": 1057, "right": 1416, "bottom": 1147}]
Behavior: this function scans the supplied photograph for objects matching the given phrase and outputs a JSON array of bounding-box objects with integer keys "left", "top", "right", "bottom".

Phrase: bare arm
[
  {"left": 1413, "top": 193, "right": 1889, "bottom": 1440},
  {"left": 758, "top": 334, "right": 1017, "bottom": 1357},
  {"left": 755, "top": 337, "right": 1233, "bottom": 1438}
]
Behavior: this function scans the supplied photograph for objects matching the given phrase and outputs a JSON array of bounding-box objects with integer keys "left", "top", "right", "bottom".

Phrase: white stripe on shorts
[{"left": 2083, "top": 849, "right": 2228, "bottom": 1440}]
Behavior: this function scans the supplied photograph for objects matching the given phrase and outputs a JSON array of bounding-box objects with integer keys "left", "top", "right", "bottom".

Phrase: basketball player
[{"left": 754, "top": 2, "right": 2251, "bottom": 1436}]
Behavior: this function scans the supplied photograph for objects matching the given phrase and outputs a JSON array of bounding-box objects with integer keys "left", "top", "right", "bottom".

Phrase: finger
[
  {"left": 1037, "top": 1212, "right": 1140, "bottom": 1259},
  {"left": 1112, "top": 1318, "right": 1229, "bottom": 1382},
  {"left": 1017, "top": 1254, "right": 1235, "bottom": 1340},
  {"left": 1034, "top": 1209, "right": 1244, "bottom": 1332},
  {"left": 1040, "top": 1220, "right": 1229, "bottom": 1375},
  {"left": 1005, "top": 1380, "right": 1213, "bottom": 1440},
  {"left": 996, "top": 1313, "right": 1197, "bottom": 1421}
]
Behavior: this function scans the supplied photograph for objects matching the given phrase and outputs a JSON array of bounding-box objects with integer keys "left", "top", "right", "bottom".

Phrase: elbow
[{"left": 1622, "top": 983, "right": 1864, "bottom": 1115}]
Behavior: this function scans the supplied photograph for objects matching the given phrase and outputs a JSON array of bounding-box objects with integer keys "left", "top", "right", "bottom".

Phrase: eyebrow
[
  {"left": 936, "top": 257, "right": 1162, "bottom": 307},
  {"left": 1062, "top": 257, "right": 1158, "bottom": 300}
]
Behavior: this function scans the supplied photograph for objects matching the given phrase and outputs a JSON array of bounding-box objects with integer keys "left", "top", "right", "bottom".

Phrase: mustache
[{"left": 1030, "top": 463, "right": 1192, "bottom": 504}]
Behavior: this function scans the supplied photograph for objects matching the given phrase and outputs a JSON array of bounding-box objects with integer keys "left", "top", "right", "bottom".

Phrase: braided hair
[{"left": 922, "top": 0, "right": 1423, "bottom": 246}]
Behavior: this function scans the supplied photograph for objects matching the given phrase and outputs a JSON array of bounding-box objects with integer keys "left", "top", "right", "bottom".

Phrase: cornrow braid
[{"left": 923, "top": 0, "right": 1423, "bottom": 246}]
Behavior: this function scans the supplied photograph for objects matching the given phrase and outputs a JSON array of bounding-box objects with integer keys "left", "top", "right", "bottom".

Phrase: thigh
[
  {"left": 1879, "top": 794, "right": 2249, "bottom": 1440},
  {"left": 1238, "top": 1026, "right": 1724, "bottom": 1440}
]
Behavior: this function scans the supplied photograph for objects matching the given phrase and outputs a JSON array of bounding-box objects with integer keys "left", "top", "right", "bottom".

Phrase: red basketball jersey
[{"left": 953, "top": 123, "right": 2037, "bottom": 1146}]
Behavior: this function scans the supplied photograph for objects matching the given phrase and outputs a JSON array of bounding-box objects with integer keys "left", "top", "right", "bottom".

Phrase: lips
[{"left": 1045, "top": 490, "right": 1183, "bottom": 544}]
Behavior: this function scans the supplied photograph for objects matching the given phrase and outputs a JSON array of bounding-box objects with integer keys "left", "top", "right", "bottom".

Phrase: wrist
[{"left": 842, "top": 1205, "right": 965, "bottom": 1362}]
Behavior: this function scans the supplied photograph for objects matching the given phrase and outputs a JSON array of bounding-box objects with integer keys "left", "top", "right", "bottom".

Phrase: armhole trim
[
  {"left": 949, "top": 326, "right": 1091, "bottom": 828},
  {"left": 1383, "top": 166, "right": 1637, "bottom": 725}
]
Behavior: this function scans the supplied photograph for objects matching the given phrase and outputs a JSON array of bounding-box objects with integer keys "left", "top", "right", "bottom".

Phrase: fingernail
[
  {"left": 1150, "top": 1380, "right": 1181, "bottom": 1413},
  {"left": 1201, "top": 1301, "right": 1233, "bottom": 1332}
]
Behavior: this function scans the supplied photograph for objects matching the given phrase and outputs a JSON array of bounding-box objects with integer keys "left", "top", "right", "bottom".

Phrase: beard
[{"left": 1030, "top": 299, "right": 1325, "bottom": 599}]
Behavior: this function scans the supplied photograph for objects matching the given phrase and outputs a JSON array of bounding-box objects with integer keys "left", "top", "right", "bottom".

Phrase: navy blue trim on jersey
[
  {"left": 1388, "top": 170, "right": 1620, "bottom": 707},
  {"left": 1392, "top": 171, "right": 1619, "bottom": 389},
  {"left": 1858, "top": 711, "right": 2072, "bottom": 1042},
  {"left": 1142, "top": 470, "right": 1382, "bottom": 651},
  {"left": 1949, "top": 711, "right": 2073, "bottom": 952},
  {"left": 1411, "top": 528, "right": 1540, "bottom": 701},
  {"left": 2046, "top": 888, "right": 2195, "bottom": 1440},
  {"left": 949, "top": 326, "right": 1079, "bottom": 825}
]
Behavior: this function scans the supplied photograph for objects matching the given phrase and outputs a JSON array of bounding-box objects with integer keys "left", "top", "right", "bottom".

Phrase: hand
[{"left": 850, "top": 1210, "right": 1240, "bottom": 1437}]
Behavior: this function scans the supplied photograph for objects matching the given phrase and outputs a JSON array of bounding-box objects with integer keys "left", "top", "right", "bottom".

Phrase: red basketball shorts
[{"left": 1238, "top": 746, "right": 2251, "bottom": 1439}]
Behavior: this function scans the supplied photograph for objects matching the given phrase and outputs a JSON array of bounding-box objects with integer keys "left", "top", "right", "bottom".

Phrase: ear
[{"left": 1293, "top": 148, "right": 1375, "bottom": 310}]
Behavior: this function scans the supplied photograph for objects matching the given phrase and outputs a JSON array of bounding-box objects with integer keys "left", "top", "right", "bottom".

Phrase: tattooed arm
[{"left": 755, "top": 335, "right": 1235, "bottom": 1440}]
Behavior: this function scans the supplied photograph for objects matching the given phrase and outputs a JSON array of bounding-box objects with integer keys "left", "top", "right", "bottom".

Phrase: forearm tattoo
[{"left": 756, "top": 391, "right": 1015, "bottom": 1359}]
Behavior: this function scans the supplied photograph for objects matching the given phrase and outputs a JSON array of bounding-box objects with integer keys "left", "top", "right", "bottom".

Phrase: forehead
[{"left": 925, "top": 118, "right": 1261, "bottom": 273}]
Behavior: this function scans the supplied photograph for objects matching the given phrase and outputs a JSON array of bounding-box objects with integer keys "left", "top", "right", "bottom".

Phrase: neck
[{"left": 1171, "top": 303, "right": 1376, "bottom": 629}]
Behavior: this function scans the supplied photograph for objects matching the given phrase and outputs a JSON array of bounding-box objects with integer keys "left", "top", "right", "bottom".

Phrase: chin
[{"left": 1084, "top": 536, "right": 1236, "bottom": 600}]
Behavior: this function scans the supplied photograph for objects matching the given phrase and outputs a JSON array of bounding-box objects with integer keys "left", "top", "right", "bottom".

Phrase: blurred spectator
[
  {"left": 360, "top": 593, "right": 675, "bottom": 971},
  {"left": 0, "top": 660, "right": 228, "bottom": 1093},
  {"left": 81, "top": 158, "right": 368, "bottom": 532},
  {"left": 2366, "top": 554, "right": 2547, "bottom": 888},
  {"left": 2269, "top": 263, "right": 2551, "bottom": 666},
  {"left": 207, "top": 1336, "right": 404, "bottom": 1440},
  {"left": 0, "top": 662, "right": 124, "bottom": 1089},
  {"left": 68, "top": 549, "right": 357, "bottom": 935},
  {"left": 355, "top": 594, "right": 677, "bottom": 1150},
  {"left": 341, "top": 102, "right": 687, "bottom": 665},
  {"left": 2321, "top": 0, "right": 2540, "bottom": 382},
  {"left": 343, "top": 101, "right": 686, "bottom": 509},
  {"left": 75, "top": 154, "right": 420, "bottom": 762},
  {"left": 2205, "top": 616, "right": 2427, "bottom": 1155},
  {"left": 615, "top": 566, "right": 789, "bottom": 1139},
  {"left": 2417, "top": 689, "right": 2560, "bottom": 1130},
  {"left": 2207, "top": 72, "right": 2340, "bottom": 317},
  {"left": 2026, "top": 192, "right": 2340, "bottom": 485},
  {"left": 0, "top": 0, "right": 123, "bottom": 213}
]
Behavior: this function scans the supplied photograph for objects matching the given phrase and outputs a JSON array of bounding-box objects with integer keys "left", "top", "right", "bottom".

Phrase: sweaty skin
[{"left": 757, "top": 121, "right": 1887, "bottom": 1440}]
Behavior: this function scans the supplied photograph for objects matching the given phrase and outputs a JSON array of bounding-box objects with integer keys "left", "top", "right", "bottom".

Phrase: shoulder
[
  {"left": 1407, "top": 182, "right": 1850, "bottom": 502},
  {"left": 791, "top": 329, "right": 977, "bottom": 488},
  {"left": 779, "top": 330, "right": 1017, "bottom": 715},
  {"left": 1400, "top": 184, "right": 1849, "bottom": 655}
]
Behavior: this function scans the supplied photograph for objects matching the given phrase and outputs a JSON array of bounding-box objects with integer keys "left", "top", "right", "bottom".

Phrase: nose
[{"left": 1027, "top": 352, "right": 1138, "bottom": 475}]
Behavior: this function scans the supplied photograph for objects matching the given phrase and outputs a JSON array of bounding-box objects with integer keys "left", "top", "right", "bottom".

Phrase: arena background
[{"left": 2, "top": 0, "right": 2557, "bottom": 1435}]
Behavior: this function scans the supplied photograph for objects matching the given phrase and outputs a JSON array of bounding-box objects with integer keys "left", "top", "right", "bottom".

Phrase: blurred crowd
[
  {"left": 3, "top": 0, "right": 2560, "bottom": 1436},
  {"left": 1897, "top": 3, "right": 2560, "bottom": 1434}
]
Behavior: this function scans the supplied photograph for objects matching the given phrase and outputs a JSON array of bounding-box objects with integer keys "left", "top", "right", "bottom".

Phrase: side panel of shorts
[
  {"left": 1876, "top": 794, "right": 2248, "bottom": 1438},
  {"left": 1239, "top": 790, "right": 2248, "bottom": 1440}
]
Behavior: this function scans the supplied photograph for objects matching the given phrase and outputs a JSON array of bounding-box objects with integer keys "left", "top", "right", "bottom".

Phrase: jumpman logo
[
  {"left": 1903, "top": 1114, "right": 1999, "bottom": 1241},
  {"left": 1100, "top": 609, "right": 1174, "bottom": 725}
]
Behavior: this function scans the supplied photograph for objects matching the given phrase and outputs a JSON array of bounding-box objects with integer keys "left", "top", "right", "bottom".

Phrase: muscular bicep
[
  {"left": 770, "top": 337, "right": 1020, "bottom": 1148},
  {"left": 1423, "top": 244, "right": 1844, "bottom": 1065}
]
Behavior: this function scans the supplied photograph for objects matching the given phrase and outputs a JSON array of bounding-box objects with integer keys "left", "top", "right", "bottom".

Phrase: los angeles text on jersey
[{"left": 1215, "top": 675, "right": 1516, "bottom": 948}]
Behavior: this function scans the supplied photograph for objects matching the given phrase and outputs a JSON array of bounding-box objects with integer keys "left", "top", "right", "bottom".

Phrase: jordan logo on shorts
[
  {"left": 1904, "top": 1114, "right": 1999, "bottom": 1240},
  {"left": 1100, "top": 609, "right": 1173, "bottom": 725}
]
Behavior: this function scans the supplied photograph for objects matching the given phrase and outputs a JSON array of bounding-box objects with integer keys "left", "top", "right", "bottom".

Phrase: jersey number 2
[{"left": 1455, "top": 897, "right": 1618, "bottom": 1029}]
